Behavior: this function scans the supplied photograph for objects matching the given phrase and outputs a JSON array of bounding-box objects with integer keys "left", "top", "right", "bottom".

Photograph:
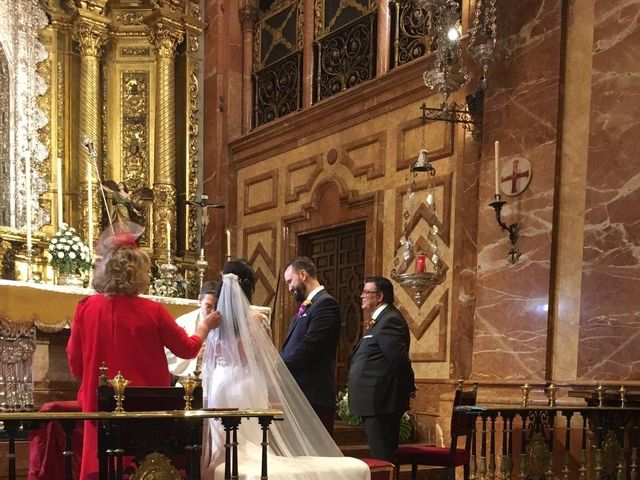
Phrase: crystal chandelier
[
  {"left": 419, "top": 0, "right": 504, "bottom": 140},
  {"left": 421, "top": 0, "right": 468, "bottom": 106}
]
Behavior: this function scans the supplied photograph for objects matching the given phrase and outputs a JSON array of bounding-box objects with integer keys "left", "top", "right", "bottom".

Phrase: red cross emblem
[{"left": 499, "top": 157, "right": 532, "bottom": 196}]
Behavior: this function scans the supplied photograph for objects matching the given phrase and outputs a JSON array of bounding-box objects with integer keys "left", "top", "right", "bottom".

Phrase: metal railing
[{"left": 0, "top": 408, "right": 283, "bottom": 480}]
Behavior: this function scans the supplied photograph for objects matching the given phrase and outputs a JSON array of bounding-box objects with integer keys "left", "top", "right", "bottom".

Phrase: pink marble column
[
  {"left": 577, "top": 0, "right": 640, "bottom": 380},
  {"left": 239, "top": 5, "right": 258, "bottom": 133},
  {"left": 302, "top": 0, "right": 314, "bottom": 108},
  {"left": 471, "top": 0, "right": 564, "bottom": 381},
  {"left": 376, "top": 0, "right": 390, "bottom": 76}
]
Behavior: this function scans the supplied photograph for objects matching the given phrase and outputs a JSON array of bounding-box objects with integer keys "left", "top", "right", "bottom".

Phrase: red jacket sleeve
[{"left": 156, "top": 304, "right": 202, "bottom": 359}]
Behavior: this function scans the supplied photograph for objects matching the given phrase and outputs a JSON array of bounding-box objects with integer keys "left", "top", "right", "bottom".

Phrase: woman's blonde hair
[{"left": 92, "top": 246, "right": 150, "bottom": 296}]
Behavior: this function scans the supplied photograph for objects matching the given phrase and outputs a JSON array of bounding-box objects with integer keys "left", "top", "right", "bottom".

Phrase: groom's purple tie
[{"left": 295, "top": 303, "right": 306, "bottom": 318}]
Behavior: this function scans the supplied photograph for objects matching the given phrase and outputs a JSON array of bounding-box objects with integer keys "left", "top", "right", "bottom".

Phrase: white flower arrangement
[
  {"left": 151, "top": 276, "right": 187, "bottom": 298},
  {"left": 48, "top": 223, "right": 92, "bottom": 276}
]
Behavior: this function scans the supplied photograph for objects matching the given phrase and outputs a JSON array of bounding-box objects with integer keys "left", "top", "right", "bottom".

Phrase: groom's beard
[{"left": 294, "top": 284, "right": 306, "bottom": 302}]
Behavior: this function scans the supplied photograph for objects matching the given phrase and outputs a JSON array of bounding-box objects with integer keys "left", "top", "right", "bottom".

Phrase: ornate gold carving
[
  {"left": 525, "top": 432, "right": 551, "bottom": 479},
  {"left": 36, "top": 58, "right": 52, "bottom": 204},
  {"left": 186, "top": 2, "right": 202, "bottom": 22},
  {"left": 117, "top": 12, "right": 145, "bottom": 25},
  {"left": 121, "top": 72, "right": 149, "bottom": 191},
  {"left": 121, "top": 46, "right": 151, "bottom": 56},
  {"left": 147, "top": 18, "right": 183, "bottom": 256},
  {"left": 72, "top": 23, "right": 108, "bottom": 58},
  {"left": 0, "top": 48, "right": 8, "bottom": 226},
  {"left": 150, "top": 0, "right": 183, "bottom": 14},
  {"left": 149, "top": 23, "right": 184, "bottom": 58},
  {"left": 187, "top": 63, "right": 200, "bottom": 250},
  {"left": 153, "top": 184, "right": 176, "bottom": 252},
  {"left": 130, "top": 452, "right": 180, "bottom": 480},
  {"left": 601, "top": 429, "right": 623, "bottom": 476},
  {"left": 76, "top": 0, "right": 109, "bottom": 16},
  {"left": 57, "top": 59, "right": 64, "bottom": 163},
  {"left": 187, "top": 33, "right": 199, "bottom": 53}
]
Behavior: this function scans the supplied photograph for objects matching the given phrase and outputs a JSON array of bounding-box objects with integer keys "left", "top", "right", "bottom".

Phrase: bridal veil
[{"left": 201, "top": 273, "right": 370, "bottom": 480}]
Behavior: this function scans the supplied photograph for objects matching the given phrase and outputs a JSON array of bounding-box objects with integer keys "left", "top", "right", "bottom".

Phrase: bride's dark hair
[{"left": 218, "top": 258, "right": 256, "bottom": 301}]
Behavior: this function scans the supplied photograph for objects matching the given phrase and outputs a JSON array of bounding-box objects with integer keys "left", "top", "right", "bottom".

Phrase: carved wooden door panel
[{"left": 299, "top": 221, "right": 366, "bottom": 390}]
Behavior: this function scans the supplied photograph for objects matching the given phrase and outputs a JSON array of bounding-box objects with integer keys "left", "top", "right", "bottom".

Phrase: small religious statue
[{"left": 101, "top": 180, "right": 153, "bottom": 225}]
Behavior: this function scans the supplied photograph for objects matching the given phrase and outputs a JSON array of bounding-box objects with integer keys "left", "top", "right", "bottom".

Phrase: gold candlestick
[
  {"left": 619, "top": 385, "right": 626, "bottom": 408},
  {"left": 595, "top": 383, "right": 605, "bottom": 408},
  {"left": 521, "top": 383, "right": 530, "bottom": 407},
  {"left": 546, "top": 383, "right": 557, "bottom": 407},
  {"left": 108, "top": 371, "right": 130, "bottom": 413},
  {"left": 181, "top": 375, "right": 200, "bottom": 411}
]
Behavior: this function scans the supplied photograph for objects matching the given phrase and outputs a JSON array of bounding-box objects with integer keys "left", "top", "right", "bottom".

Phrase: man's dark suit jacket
[
  {"left": 348, "top": 304, "right": 415, "bottom": 416},
  {"left": 281, "top": 288, "right": 341, "bottom": 408}
]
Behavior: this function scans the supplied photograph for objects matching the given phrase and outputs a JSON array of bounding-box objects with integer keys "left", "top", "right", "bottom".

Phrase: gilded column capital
[
  {"left": 239, "top": 5, "right": 259, "bottom": 33},
  {"left": 149, "top": 21, "right": 185, "bottom": 58},
  {"left": 72, "top": 21, "right": 108, "bottom": 57},
  {"left": 75, "top": 0, "right": 109, "bottom": 16}
]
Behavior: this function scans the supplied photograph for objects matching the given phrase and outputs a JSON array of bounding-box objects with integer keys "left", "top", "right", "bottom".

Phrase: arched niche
[{"left": 0, "top": 0, "right": 49, "bottom": 233}]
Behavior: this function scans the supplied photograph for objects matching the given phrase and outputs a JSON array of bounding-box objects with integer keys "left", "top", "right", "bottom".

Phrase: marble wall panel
[
  {"left": 471, "top": 0, "right": 563, "bottom": 381},
  {"left": 232, "top": 94, "right": 469, "bottom": 379},
  {"left": 578, "top": 0, "right": 640, "bottom": 380}
]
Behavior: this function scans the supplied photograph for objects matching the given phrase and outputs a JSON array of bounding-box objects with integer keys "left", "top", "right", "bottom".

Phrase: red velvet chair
[
  {"left": 28, "top": 400, "right": 83, "bottom": 480},
  {"left": 394, "top": 383, "right": 478, "bottom": 480},
  {"left": 360, "top": 457, "right": 395, "bottom": 480}
]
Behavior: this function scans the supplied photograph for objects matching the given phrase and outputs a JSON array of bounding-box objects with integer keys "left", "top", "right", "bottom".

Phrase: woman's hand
[
  {"left": 195, "top": 310, "right": 221, "bottom": 342},
  {"left": 202, "top": 310, "right": 222, "bottom": 330}
]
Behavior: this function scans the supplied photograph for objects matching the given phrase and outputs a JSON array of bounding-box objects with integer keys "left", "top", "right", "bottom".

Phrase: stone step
[
  {"left": 333, "top": 420, "right": 367, "bottom": 445},
  {"left": 339, "top": 442, "right": 371, "bottom": 458}
]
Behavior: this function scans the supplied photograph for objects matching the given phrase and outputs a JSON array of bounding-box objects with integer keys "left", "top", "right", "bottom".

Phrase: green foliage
[
  {"left": 48, "top": 224, "right": 92, "bottom": 275},
  {"left": 336, "top": 388, "right": 413, "bottom": 442},
  {"left": 336, "top": 388, "right": 362, "bottom": 426}
]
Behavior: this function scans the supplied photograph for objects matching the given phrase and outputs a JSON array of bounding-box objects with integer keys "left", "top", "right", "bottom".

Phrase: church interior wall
[
  {"left": 203, "top": 0, "right": 640, "bottom": 428},
  {"left": 0, "top": 0, "right": 637, "bottom": 461}
]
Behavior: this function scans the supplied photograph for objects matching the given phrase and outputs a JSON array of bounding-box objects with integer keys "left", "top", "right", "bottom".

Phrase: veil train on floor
[{"left": 200, "top": 274, "right": 370, "bottom": 480}]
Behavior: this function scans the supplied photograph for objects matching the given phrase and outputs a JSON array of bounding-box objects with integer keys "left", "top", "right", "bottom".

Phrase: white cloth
[
  {"left": 201, "top": 274, "right": 370, "bottom": 480},
  {"left": 166, "top": 308, "right": 201, "bottom": 377}
]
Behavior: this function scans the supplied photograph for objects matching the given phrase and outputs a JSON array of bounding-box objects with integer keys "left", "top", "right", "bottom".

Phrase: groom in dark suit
[
  {"left": 281, "top": 256, "right": 342, "bottom": 435},
  {"left": 348, "top": 276, "right": 415, "bottom": 461}
]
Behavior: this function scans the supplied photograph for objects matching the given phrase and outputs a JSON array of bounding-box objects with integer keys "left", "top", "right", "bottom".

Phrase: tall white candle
[
  {"left": 166, "top": 221, "right": 171, "bottom": 256},
  {"left": 57, "top": 157, "right": 63, "bottom": 229},
  {"left": 494, "top": 140, "right": 501, "bottom": 197},
  {"left": 25, "top": 157, "right": 32, "bottom": 251},
  {"left": 87, "top": 163, "right": 93, "bottom": 251},
  {"left": 226, "top": 229, "right": 231, "bottom": 257}
]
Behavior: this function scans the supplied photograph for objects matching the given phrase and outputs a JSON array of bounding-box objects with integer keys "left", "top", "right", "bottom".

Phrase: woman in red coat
[{"left": 67, "top": 225, "right": 220, "bottom": 479}]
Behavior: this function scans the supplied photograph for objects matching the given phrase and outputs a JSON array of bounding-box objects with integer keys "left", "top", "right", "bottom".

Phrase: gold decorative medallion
[{"left": 130, "top": 452, "right": 181, "bottom": 480}]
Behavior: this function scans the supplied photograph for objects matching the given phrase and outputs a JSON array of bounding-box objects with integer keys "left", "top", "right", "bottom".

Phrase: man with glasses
[{"left": 348, "top": 276, "right": 415, "bottom": 461}]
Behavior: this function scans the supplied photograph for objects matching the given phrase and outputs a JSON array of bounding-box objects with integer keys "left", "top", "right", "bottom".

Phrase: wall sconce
[
  {"left": 489, "top": 141, "right": 530, "bottom": 264},
  {"left": 489, "top": 195, "right": 520, "bottom": 264},
  {"left": 420, "top": 90, "right": 483, "bottom": 141}
]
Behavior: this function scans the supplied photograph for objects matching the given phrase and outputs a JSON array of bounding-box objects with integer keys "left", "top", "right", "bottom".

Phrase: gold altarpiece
[{"left": 0, "top": 0, "right": 207, "bottom": 294}]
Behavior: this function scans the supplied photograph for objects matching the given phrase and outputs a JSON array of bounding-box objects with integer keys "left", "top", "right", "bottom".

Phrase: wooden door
[{"left": 299, "top": 221, "right": 366, "bottom": 390}]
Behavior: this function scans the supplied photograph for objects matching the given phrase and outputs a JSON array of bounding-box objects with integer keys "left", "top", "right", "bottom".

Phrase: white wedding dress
[{"left": 201, "top": 274, "right": 370, "bottom": 480}]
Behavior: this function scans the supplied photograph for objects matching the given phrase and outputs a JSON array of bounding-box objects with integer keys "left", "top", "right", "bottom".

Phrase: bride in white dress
[{"left": 201, "top": 270, "right": 370, "bottom": 480}]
